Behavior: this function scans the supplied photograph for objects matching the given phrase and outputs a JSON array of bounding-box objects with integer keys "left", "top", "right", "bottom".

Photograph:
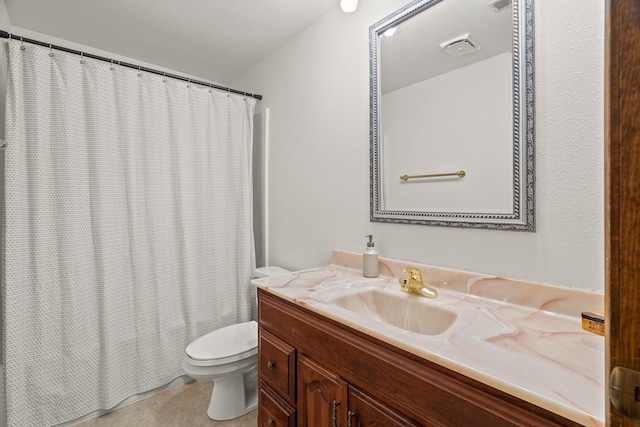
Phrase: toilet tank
[
  {"left": 251, "top": 266, "right": 291, "bottom": 307},
  {"left": 253, "top": 266, "right": 291, "bottom": 278}
]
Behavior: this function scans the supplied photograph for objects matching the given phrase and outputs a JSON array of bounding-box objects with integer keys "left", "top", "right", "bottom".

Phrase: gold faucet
[{"left": 399, "top": 267, "right": 438, "bottom": 298}]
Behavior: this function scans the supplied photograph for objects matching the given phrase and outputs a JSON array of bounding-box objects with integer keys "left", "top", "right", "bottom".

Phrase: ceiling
[
  {"left": 380, "top": 0, "right": 512, "bottom": 94},
  {"left": 4, "top": 0, "right": 337, "bottom": 84}
]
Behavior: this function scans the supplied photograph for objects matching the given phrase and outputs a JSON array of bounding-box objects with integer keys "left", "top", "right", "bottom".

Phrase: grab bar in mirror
[{"left": 400, "top": 170, "right": 466, "bottom": 181}]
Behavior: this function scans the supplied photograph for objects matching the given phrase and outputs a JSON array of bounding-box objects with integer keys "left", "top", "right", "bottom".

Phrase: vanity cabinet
[{"left": 257, "top": 289, "right": 582, "bottom": 427}]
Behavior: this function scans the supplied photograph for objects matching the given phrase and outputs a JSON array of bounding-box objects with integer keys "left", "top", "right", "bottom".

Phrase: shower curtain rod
[{"left": 0, "top": 30, "right": 263, "bottom": 101}]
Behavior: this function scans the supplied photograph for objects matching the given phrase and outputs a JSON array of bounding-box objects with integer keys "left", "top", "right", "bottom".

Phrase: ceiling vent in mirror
[
  {"left": 488, "top": 0, "right": 512, "bottom": 12},
  {"left": 440, "top": 34, "right": 481, "bottom": 57}
]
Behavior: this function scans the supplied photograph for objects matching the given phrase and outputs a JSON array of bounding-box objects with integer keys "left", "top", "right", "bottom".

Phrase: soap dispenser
[{"left": 363, "top": 235, "right": 379, "bottom": 278}]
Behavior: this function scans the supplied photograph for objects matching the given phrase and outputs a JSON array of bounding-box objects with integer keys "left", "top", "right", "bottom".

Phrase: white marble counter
[{"left": 252, "top": 250, "right": 605, "bottom": 427}]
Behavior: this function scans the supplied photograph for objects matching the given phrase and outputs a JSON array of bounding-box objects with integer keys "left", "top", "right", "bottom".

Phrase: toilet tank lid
[
  {"left": 253, "top": 266, "right": 292, "bottom": 278},
  {"left": 186, "top": 321, "right": 257, "bottom": 361}
]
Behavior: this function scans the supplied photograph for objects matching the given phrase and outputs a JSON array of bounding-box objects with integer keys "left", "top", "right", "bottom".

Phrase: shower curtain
[{"left": 2, "top": 39, "right": 256, "bottom": 427}]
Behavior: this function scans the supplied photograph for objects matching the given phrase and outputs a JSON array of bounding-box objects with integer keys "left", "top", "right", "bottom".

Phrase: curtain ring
[
  {"left": 187, "top": 78, "right": 191, "bottom": 88},
  {"left": 208, "top": 83, "right": 212, "bottom": 93},
  {"left": 20, "top": 36, "right": 25, "bottom": 51},
  {"left": 80, "top": 52, "right": 85, "bottom": 65},
  {"left": 48, "top": 43, "right": 53, "bottom": 57},
  {"left": 163, "top": 72, "right": 167, "bottom": 83},
  {"left": 110, "top": 59, "right": 114, "bottom": 71},
  {"left": 137, "top": 65, "right": 141, "bottom": 77}
]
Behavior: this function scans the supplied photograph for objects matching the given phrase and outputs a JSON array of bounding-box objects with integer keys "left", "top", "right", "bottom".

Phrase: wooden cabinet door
[
  {"left": 348, "top": 386, "right": 420, "bottom": 427},
  {"left": 297, "top": 355, "right": 348, "bottom": 427},
  {"left": 606, "top": 0, "right": 640, "bottom": 425}
]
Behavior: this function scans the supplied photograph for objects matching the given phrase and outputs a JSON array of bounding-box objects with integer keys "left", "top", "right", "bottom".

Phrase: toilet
[{"left": 182, "top": 266, "right": 291, "bottom": 420}]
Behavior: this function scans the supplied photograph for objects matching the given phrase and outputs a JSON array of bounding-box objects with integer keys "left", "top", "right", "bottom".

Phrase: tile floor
[{"left": 74, "top": 381, "right": 257, "bottom": 427}]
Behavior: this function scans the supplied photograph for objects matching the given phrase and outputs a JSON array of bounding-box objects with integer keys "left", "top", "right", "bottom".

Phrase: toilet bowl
[
  {"left": 182, "top": 266, "right": 291, "bottom": 420},
  {"left": 182, "top": 321, "right": 259, "bottom": 420}
]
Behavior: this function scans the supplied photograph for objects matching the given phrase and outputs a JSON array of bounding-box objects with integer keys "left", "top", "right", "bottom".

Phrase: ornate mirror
[{"left": 370, "top": 0, "right": 535, "bottom": 231}]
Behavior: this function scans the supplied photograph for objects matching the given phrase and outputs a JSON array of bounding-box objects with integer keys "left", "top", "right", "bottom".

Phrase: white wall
[
  {"left": 0, "top": 0, "right": 10, "bottom": 29},
  {"left": 231, "top": 0, "right": 605, "bottom": 291},
  {"left": 2, "top": 26, "right": 225, "bottom": 88}
]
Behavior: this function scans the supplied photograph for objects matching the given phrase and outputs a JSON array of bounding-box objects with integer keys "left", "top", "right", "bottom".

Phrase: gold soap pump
[{"left": 363, "top": 235, "right": 378, "bottom": 278}]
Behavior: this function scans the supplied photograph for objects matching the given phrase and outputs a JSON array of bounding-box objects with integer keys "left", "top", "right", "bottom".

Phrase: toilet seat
[{"left": 185, "top": 320, "right": 257, "bottom": 366}]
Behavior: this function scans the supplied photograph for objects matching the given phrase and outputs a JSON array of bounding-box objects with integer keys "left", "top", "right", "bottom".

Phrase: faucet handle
[{"left": 401, "top": 267, "right": 423, "bottom": 282}]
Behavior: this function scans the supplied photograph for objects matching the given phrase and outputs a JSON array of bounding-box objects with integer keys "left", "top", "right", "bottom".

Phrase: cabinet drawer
[
  {"left": 259, "top": 329, "right": 296, "bottom": 403},
  {"left": 259, "top": 383, "right": 295, "bottom": 427}
]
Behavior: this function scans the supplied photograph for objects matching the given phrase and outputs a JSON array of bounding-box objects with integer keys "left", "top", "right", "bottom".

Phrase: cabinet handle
[
  {"left": 347, "top": 411, "right": 356, "bottom": 427},
  {"left": 267, "top": 418, "right": 274, "bottom": 426},
  {"left": 267, "top": 360, "right": 275, "bottom": 370},
  {"left": 332, "top": 400, "right": 340, "bottom": 427}
]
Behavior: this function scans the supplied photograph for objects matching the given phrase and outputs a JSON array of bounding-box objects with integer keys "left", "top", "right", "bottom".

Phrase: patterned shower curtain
[{"left": 2, "top": 39, "right": 256, "bottom": 427}]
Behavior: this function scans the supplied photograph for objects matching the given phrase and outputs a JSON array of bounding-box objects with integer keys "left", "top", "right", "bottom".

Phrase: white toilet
[{"left": 182, "top": 266, "right": 291, "bottom": 420}]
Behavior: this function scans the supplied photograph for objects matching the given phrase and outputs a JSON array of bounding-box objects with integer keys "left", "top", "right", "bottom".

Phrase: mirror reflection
[{"left": 370, "top": 0, "right": 535, "bottom": 231}]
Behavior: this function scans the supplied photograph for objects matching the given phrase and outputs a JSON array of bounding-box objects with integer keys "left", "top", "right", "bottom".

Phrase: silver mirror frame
[{"left": 370, "top": 0, "right": 535, "bottom": 231}]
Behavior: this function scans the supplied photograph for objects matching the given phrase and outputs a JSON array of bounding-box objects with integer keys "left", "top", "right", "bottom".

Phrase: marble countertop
[{"left": 252, "top": 250, "right": 605, "bottom": 427}]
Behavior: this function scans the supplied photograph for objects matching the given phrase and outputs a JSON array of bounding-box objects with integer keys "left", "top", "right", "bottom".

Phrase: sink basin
[{"left": 327, "top": 288, "right": 457, "bottom": 336}]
